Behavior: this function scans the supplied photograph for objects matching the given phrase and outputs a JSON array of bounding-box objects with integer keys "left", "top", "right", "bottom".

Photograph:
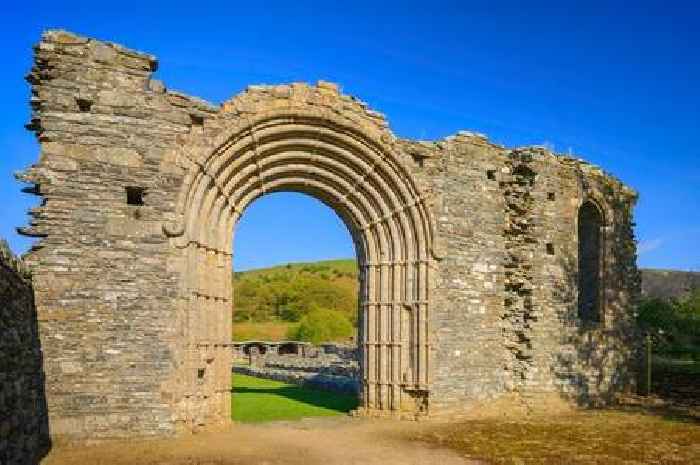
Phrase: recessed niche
[
  {"left": 76, "top": 98, "right": 92, "bottom": 112},
  {"left": 190, "top": 114, "right": 204, "bottom": 126},
  {"left": 578, "top": 201, "right": 603, "bottom": 323},
  {"left": 125, "top": 186, "right": 145, "bottom": 206}
]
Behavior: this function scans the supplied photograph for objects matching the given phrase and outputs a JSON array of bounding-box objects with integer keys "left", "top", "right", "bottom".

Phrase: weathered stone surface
[
  {"left": 0, "top": 241, "right": 50, "bottom": 464},
  {"left": 19, "top": 29, "right": 640, "bottom": 441}
]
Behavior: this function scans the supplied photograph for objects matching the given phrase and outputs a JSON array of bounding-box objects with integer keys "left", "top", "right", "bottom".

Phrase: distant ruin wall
[
  {"left": 0, "top": 241, "right": 50, "bottom": 464},
  {"left": 233, "top": 344, "right": 359, "bottom": 394}
]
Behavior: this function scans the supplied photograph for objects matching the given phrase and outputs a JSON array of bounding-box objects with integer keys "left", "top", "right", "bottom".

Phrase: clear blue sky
[{"left": 2, "top": 1, "right": 698, "bottom": 271}]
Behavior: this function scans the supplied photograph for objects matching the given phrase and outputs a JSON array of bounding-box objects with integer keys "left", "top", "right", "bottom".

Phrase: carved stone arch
[
  {"left": 576, "top": 191, "right": 613, "bottom": 229},
  {"left": 165, "top": 106, "right": 435, "bottom": 426}
]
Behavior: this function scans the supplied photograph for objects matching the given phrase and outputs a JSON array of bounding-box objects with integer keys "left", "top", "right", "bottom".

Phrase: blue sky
[{"left": 2, "top": 1, "right": 698, "bottom": 271}]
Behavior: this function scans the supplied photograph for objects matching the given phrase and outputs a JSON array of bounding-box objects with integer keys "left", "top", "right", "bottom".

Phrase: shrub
[
  {"left": 288, "top": 308, "right": 354, "bottom": 344},
  {"left": 636, "top": 289, "right": 700, "bottom": 360}
]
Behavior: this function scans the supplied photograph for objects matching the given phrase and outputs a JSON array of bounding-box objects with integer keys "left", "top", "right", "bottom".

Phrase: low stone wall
[
  {"left": 232, "top": 341, "right": 356, "bottom": 359},
  {"left": 234, "top": 365, "right": 358, "bottom": 395},
  {"left": 318, "top": 343, "right": 357, "bottom": 361},
  {"left": 0, "top": 240, "right": 50, "bottom": 464},
  {"left": 232, "top": 340, "right": 311, "bottom": 357},
  {"left": 233, "top": 346, "right": 359, "bottom": 395}
]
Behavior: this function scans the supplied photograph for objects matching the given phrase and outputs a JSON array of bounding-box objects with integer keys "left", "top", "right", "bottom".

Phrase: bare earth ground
[
  {"left": 41, "top": 367, "right": 700, "bottom": 465},
  {"left": 413, "top": 408, "right": 700, "bottom": 465},
  {"left": 42, "top": 417, "right": 475, "bottom": 465},
  {"left": 42, "top": 401, "right": 700, "bottom": 465}
]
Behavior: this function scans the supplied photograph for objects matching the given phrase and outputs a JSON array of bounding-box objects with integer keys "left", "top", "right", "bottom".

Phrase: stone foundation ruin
[
  {"left": 233, "top": 342, "right": 359, "bottom": 394},
  {"left": 15, "top": 30, "right": 640, "bottom": 441}
]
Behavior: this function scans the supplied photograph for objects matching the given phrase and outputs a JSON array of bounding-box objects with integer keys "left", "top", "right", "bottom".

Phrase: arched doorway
[{"left": 162, "top": 108, "right": 435, "bottom": 427}]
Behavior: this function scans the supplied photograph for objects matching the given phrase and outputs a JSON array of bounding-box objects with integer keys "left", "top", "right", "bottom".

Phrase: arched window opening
[{"left": 578, "top": 201, "right": 603, "bottom": 323}]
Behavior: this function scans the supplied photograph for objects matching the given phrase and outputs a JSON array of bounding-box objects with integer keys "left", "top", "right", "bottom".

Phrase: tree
[
  {"left": 288, "top": 308, "right": 354, "bottom": 344},
  {"left": 636, "top": 289, "right": 700, "bottom": 360},
  {"left": 232, "top": 261, "right": 358, "bottom": 324}
]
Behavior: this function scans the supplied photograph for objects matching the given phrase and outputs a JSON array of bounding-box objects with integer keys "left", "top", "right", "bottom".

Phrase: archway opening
[
  {"left": 230, "top": 192, "right": 361, "bottom": 421},
  {"left": 577, "top": 201, "right": 604, "bottom": 323},
  {"left": 168, "top": 110, "right": 434, "bottom": 426}
]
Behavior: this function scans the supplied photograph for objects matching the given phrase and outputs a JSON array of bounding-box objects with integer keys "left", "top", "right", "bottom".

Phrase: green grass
[{"left": 231, "top": 373, "right": 358, "bottom": 422}]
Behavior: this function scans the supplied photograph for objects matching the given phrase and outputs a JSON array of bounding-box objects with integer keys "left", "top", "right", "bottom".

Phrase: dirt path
[{"left": 43, "top": 417, "right": 476, "bottom": 465}]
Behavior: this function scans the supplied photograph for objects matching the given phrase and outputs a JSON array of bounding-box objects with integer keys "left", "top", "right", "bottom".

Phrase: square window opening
[
  {"left": 190, "top": 114, "right": 204, "bottom": 126},
  {"left": 126, "top": 187, "right": 145, "bottom": 206},
  {"left": 76, "top": 98, "right": 92, "bottom": 112}
]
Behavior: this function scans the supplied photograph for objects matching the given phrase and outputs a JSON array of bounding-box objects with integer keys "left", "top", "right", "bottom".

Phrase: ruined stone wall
[
  {"left": 399, "top": 135, "right": 511, "bottom": 408},
  {"left": 21, "top": 30, "right": 640, "bottom": 440},
  {"left": 233, "top": 349, "right": 359, "bottom": 395},
  {"left": 22, "top": 30, "right": 218, "bottom": 438},
  {"left": 403, "top": 140, "right": 639, "bottom": 410},
  {"left": 0, "top": 241, "right": 50, "bottom": 464}
]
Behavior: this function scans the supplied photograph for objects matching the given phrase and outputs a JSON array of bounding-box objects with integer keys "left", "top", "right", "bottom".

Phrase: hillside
[
  {"left": 232, "top": 259, "right": 359, "bottom": 341},
  {"left": 640, "top": 268, "right": 700, "bottom": 300},
  {"left": 231, "top": 262, "right": 700, "bottom": 342},
  {"left": 235, "top": 259, "right": 357, "bottom": 281}
]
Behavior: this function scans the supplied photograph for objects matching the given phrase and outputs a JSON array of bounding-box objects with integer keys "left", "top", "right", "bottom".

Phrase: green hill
[
  {"left": 236, "top": 259, "right": 358, "bottom": 278},
  {"left": 232, "top": 259, "right": 359, "bottom": 341}
]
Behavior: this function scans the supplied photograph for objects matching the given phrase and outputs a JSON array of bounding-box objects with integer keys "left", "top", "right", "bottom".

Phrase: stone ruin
[
  {"left": 5, "top": 29, "right": 641, "bottom": 442},
  {"left": 0, "top": 240, "right": 50, "bottom": 464},
  {"left": 233, "top": 342, "right": 359, "bottom": 394},
  {"left": 232, "top": 340, "right": 313, "bottom": 358}
]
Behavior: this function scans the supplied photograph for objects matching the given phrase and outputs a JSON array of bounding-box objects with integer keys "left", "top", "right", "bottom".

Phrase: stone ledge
[{"left": 41, "top": 29, "right": 158, "bottom": 72}]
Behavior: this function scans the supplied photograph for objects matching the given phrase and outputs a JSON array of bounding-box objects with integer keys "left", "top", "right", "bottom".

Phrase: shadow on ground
[{"left": 613, "top": 359, "right": 700, "bottom": 425}]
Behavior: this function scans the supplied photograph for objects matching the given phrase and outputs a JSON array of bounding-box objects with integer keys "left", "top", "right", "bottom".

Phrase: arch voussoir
[{"left": 169, "top": 105, "right": 434, "bottom": 421}]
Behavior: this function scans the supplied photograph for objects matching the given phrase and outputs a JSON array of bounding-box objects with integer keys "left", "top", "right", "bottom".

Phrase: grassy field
[
  {"left": 232, "top": 321, "right": 299, "bottom": 341},
  {"left": 231, "top": 373, "right": 358, "bottom": 422}
]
